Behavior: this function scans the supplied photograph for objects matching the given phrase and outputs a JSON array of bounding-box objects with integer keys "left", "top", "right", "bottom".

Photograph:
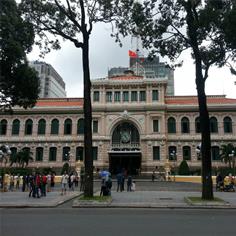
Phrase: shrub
[
  {"left": 61, "top": 163, "right": 69, "bottom": 175},
  {"left": 178, "top": 160, "right": 190, "bottom": 175}
]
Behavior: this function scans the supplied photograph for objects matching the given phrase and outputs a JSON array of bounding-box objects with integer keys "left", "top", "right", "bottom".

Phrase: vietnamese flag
[{"left": 128, "top": 50, "right": 137, "bottom": 58}]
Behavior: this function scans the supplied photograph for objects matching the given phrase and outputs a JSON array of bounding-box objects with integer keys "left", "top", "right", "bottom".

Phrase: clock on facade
[{"left": 120, "top": 130, "right": 131, "bottom": 143}]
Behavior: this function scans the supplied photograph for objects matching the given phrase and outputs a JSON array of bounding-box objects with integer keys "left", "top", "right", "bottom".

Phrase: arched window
[
  {"left": 167, "top": 117, "right": 176, "bottom": 133},
  {"left": 77, "top": 118, "right": 84, "bottom": 134},
  {"left": 25, "top": 119, "right": 33, "bottom": 135},
  {"left": 49, "top": 147, "right": 57, "bottom": 161},
  {"left": 36, "top": 147, "right": 44, "bottom": 162},
  {"left": 168, "top": 146, "right": 177, "bottom": 161},
  {"left": 112, "top": 122, "right": 140, "bottom": 147},
  {"left": 210, "top": 117, "right": 218, "bottom": 133},
  {"left": 38, "top": 119, "right": 46, "bottom": 135},
  {"left": 211, "top": 146, "right": 220, "bottom": 161},
  {"left": 12, "top": 119, "right": 20, "bottom": 135},
  {"left": 62, "top": 147, "right": 71, "bottom": 161},
  {"left": 224, "top": 117, "right": 232, "bottom": 133},
  {"left": 0, "top": 119, "right": 7, "bottom": 135},
  {"left": 64, "top": 118, "right": 72, "bottom": 135},
  {"left": 183, "top": 146, "right": 191, "bottom": 160},
  {"left": 181, "top": 117, "right": 190, "bottom": 133},
  {"left": 195, "top": 117, "right": 200, "bottom": 133},
  {"left": 51, "top": 119, "right": 59, "bottom": 135}
]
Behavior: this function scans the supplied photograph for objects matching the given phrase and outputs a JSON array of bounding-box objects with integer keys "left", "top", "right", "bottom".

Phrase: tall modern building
[
  {"left": 29, "top": 61, "right": 67, "bottom": 98},
  {"left": 108, "top": 56, "right": 174, "bottom": 95}
]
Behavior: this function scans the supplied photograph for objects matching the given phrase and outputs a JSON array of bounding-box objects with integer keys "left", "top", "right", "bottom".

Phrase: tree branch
[{"left": 54, "top": 0, "right": 82, "bottom": 32}]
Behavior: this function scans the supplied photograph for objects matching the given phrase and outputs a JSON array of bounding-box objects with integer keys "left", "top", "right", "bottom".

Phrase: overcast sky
[{"left": 28, "top": 23, "right": 236, "bottom": 99}]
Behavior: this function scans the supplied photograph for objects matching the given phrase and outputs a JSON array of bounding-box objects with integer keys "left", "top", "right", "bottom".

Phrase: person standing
[
  {"left": 116, "top": 172, "right": 122, "bottom": 192},
  {"left": 41, "top": 174, "right": 47, "bottom": 196},
  {"left": 61, "top": 172, "right": 69, "bottom": 195},
  {"left": 127, "top": 175, "right": 132, "bottom": 192},
  {"left": 47, "top": 173, "right": 51, "bottom": 192},
  {"left": 15, "top": 174, "right": 20, "bottom": 190},
  {"left": 70, "top": 173, "right": 75, "bottom": 191},
  {"left": 51, "top": 173, "right": 55, "bottom": 189},
  {"left": 151, "top": 171, "right": 155, "bottom": 182}
]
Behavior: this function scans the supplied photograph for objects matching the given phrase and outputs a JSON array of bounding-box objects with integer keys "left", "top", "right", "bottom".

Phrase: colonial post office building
[{"left": 1, "top": 71, "right": 236, "bottom": 174}]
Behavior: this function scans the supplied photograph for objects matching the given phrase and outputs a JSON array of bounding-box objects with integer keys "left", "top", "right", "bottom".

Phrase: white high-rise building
[{"left": 29, "top": 61, "right": 67, "bottom": 98}]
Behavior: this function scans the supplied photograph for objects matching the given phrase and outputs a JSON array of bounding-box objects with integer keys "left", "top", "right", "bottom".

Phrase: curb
[
  {"left": 72, "top": 204, "right": 236, "bottom": 209},
  {"left": 0, "top": 193, "right": 82, "bottom": 209}
]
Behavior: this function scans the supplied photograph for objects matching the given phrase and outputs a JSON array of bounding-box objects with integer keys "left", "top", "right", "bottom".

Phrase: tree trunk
[
  {"left": 82, "top": 36, "right": 93, "bottom": 197},
  {"left": 185, "top": 1, "right": 213, "bottom": 200},
  {"left": 195, "top": 62, "right": 214, "bottom": 200}
]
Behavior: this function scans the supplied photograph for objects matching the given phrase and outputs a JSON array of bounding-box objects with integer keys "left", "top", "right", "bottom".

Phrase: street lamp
[
  {"left": 170, "top": 151, "right": 177, "bottom": 182},
  {"left": 229, "top": 150, "right": 235, "bottom": 176},
  {"left": 65, "top": 152, "right": 72, "bottom": 174},
  {"left": 0, "top": 145, "right": 12, "bottom": 192}
]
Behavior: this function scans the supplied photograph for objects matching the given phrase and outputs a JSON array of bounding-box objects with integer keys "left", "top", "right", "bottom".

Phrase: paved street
[
  {"left": 1, "top": 181, "right": 236, "bottom": 235},
  {"left": 1, "top": 208, "right": 236, "bottom": 236}
]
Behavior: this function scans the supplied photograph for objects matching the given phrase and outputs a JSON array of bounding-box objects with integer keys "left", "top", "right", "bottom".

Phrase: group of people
[
  {"left": 99, "top": 169, "right": 136, "bottom": 196},
  {"left": 61, "top": 171, "right": 80, "bottom": 195},
  {"left": 28, "top": 173, "right": 56, "bottom": 198},
  {"left": 216, "top": 172, "right": 235, "bottom": 192},
  {"left": 116, "top": 172, "right": 135, "bottom": 192}
]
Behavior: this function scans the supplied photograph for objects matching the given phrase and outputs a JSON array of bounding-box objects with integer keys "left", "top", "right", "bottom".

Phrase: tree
[
  {"left": 20, "top": 0, "right": 127, "bottom": 197},
  {"left": 13, "top": 149, "right": 34, "bottom": 168},
  {"left": 0, "top": 0, "right": 40, "bottom": 111},
  {"left": 220, "top": 143, "right": 235, "bottom": 169},
  {"left": 112, "top": 0, "right": 236, "bottom": 200}
]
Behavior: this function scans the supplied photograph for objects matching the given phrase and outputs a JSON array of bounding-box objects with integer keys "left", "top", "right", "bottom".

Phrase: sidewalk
[
  {"left": 0, "top": 191, "right": 81, "bottom": 208},
  {"left": 1, "top": 182, "right": 236, "bottom": 209},
  {"left": 73, "top": 191, "right": 236, "bottom": 209}
]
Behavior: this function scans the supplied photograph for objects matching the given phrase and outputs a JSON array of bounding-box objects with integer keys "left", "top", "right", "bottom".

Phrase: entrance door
[{"left": 109, "top": 152, "right": 141, "bottom": 175}]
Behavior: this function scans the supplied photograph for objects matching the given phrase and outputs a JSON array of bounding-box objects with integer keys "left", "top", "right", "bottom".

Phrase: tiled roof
[
  {"left": 35, "top": 98, "right": 83, "bottom": 107},
  {"left": 109, "top": 75, "right": 143, "bottom": 80},
  {"left": 165, "top": 96, "right": 236, "bottom": 105}
]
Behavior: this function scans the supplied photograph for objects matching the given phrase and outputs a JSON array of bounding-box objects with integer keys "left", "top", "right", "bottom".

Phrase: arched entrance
[{"left": 109, "top": 122, "right": 141, "bottom": 175}]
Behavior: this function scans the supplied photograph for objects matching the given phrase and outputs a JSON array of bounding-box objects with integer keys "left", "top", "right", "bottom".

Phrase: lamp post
[
  {"left": 65, "top": 152, "right": 72, "bottom": 174},
  {"left": 229, "top": 150, "right": 235, "bottom": 176},
  {"left": 170, "top": 151, "right": 177, "bottom": 182},
  {"left": 0, "top": 145, "right": 12, "bottom": 192}
]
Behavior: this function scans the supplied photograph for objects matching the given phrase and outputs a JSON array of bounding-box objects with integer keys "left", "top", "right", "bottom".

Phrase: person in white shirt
[
  {"left": 47, "top": 173, "right": 51, "bottom": 192},
  {"left": 61, "top": 172, "right": 69, "bottom": 195}
]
